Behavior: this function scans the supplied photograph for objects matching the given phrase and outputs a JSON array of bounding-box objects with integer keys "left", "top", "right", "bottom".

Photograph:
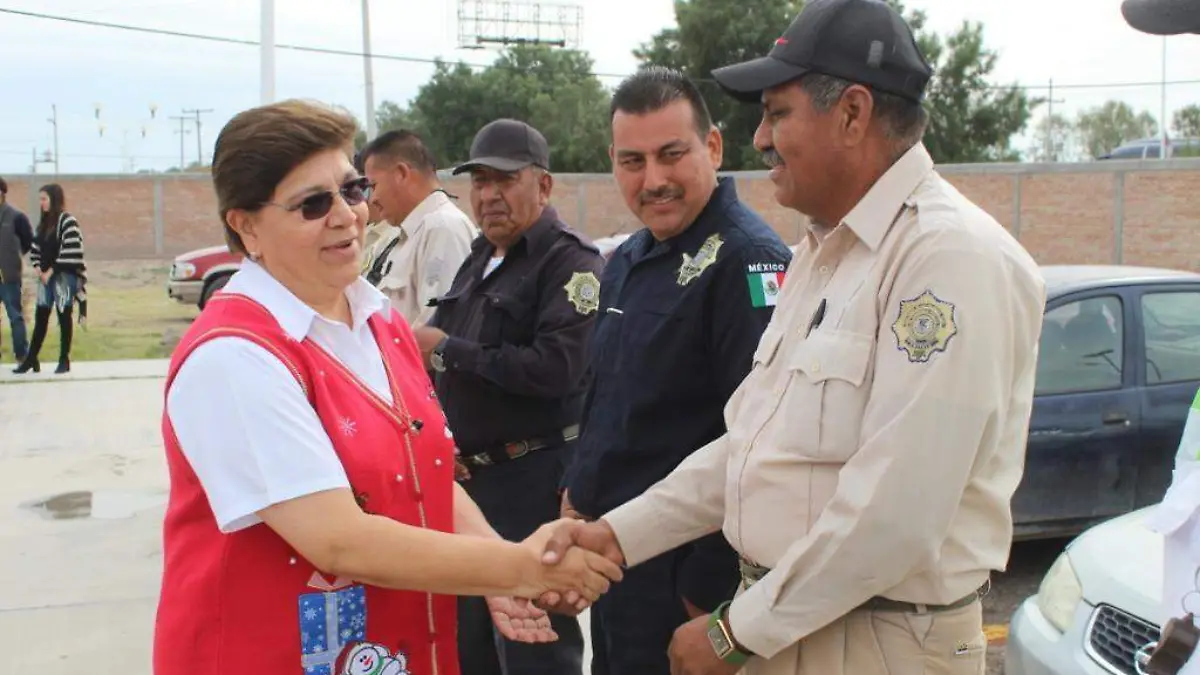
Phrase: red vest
[{"left": 154, "top": 293, "right": 459, "bottom": 675}]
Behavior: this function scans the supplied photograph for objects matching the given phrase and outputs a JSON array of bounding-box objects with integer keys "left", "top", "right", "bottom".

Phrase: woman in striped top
[{"left": 13, "top": 183, "right": 85, "bottom": 374}]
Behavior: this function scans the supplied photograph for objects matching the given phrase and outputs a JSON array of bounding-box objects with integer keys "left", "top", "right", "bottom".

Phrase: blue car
[{"left": 1014, "top": 265, "right": 1200, "bottom": 540}]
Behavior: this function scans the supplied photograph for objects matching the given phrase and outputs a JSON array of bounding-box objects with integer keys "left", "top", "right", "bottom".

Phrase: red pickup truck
[{"left": 167, "top": 233, "right": 634, "bottom": 310}]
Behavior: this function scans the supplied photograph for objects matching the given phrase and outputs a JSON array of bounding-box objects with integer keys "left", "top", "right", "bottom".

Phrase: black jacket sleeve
[
  {"left": 14, "top": 212, "right": 33, "bottom": 254},
  {"left": 676, "top": 240, "right": 793, "bottom": 611},
  {"left": 440, "top": 244, "right": 605, "bottom": 398}
]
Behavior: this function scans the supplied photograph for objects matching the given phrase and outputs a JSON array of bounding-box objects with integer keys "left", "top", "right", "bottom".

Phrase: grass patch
[{"left": 2, "top": 261, "right": 198, "bottom": 362}]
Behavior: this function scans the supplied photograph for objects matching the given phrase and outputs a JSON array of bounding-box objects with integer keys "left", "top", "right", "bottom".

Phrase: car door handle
[{"left": 1102, "top": 412, "right": 1131, "bottom": 427}]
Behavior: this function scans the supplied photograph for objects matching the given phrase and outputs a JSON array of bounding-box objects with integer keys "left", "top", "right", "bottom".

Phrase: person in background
[
  {"left": 1123, "top": 1, "right": 1200, "bottom": 673},
  {"left": 0, "top": 176, "right": 34, "bottom": 363},
  {"left": 558, "top": 67, "right": 793, "bottom": 675},
  {"left": 153, "top": 99, "right": 621, "bottom": 675},
  {"left": 359, "top": 129, "right": 477, "bottom": 326},
  {"left": 540, "top": 1, "right": 1045, "bottom": 674},
  {"left": 352, "top": 148, "right": 397, "bottom": 273},
  {"left": 14, "top": 183, "right": 85, "bottom": 375},
  {"left": 415, "top": 118, "right": 603, "bottom": 675}
]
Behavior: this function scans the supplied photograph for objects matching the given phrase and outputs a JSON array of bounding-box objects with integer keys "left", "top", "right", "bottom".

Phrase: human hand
[
  {"left": 518, "top": 519, "right": 623, "bottom": 611},
  {"left": 668, "top": 614, "right": 742, "bottom": 675},
  {"left": 486, "top": 596, "right": 557, "bottom": 643},
  {"left": 453, "top": 447, "right": 471, "bottom": 481},
  {"left": 412, "top": 326, "right": 447, "bottom": 361},
  {"left": 535, "top": 519, "right": 625, "bottom": 615}
]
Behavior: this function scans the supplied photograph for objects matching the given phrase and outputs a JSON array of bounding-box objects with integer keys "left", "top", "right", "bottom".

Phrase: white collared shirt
[
  {"left": 375, "top": 190, "right": 478, "bottom": 326},
  {"left": 166, "top": 259, "right": 393, "bottom": 533}
]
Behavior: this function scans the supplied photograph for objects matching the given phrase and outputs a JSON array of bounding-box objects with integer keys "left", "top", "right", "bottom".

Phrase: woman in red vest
[{"left": 153, "top": 100, "right": 621, "bottom": 675}]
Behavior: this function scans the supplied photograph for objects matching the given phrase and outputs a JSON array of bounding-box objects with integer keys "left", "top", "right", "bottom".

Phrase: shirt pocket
[
  {"left": 778, "top": 328, "right": 874, "bottom": 462},
  {"left": 480, "top": 291, "right": 536, "bottom": 345}
]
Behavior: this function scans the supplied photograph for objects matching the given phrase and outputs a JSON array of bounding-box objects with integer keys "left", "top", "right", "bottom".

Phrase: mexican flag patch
[{"left": 748, "top": 270, "right": 785, "bottom": 308}]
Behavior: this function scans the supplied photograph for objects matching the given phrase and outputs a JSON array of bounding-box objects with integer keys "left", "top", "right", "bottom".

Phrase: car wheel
[{"left": 199, "top": 274, "right": 231, "bottom": 309}]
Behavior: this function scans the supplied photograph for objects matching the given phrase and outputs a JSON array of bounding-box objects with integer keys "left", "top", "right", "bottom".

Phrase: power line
[{"left": 7, "top": 6, "right": 1200, "bottom": 92}]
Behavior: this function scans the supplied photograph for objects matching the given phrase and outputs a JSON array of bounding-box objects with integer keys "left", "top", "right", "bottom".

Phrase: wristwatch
[
  {"left": 430, "top": 337, "right": 449, "bottom": 373},
  {"left": 706, "top": 601, "right": 751, "bottom": 666}
]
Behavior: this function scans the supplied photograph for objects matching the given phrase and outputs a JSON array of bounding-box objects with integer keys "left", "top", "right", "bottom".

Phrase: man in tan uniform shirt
[
  {"left": 360, "top": 129, "right": 477, "bottom": 326},
  {"left": 538, "top": 2, "right": 1046, "bottom": 674}
]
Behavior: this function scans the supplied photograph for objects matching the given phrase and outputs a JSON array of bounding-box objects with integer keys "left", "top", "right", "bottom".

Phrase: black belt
[
  {"left": 460, "top": 424, "right": 580, "bottom": 468},
  {"left": 738, "top": 556, "right": 989, "bottom": 614}
]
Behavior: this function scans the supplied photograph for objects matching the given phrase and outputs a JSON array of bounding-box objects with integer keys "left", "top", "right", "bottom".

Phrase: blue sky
[{"left": 2, "top": 0, "right": 1198, "bottom": 175}]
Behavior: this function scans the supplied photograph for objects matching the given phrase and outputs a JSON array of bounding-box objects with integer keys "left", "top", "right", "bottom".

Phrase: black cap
[
  {"left": 1121, "top": 0, "right": 1200, "bottom": 35},
  {"left": 711, "top": 0, "right": 932, "bottom": 104},
  {"left": 451, "top": 119, "right": 550, "bottom": 175}
]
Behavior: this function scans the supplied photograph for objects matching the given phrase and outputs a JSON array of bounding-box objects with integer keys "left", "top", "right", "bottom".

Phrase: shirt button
[
  {"left": 289, "top": 557, "right": 297, "bottom": 565},
  {"left": 394, "top": 338, "right": 401, "bottom": 344},
  {"left": 396, "top": 474, "right": 404, "bottom": 482},
  {"left": 811, "top": 361, "right": 821, "bottom": 373},
  {"left": 819, "top": 265, "right": 830, "bottom": 275},
  {"left": 318, "top": 370, "right": 326, "bottom": 377},
  {"left": 434, "top": 458, "right": 444, "bottom": 467}
]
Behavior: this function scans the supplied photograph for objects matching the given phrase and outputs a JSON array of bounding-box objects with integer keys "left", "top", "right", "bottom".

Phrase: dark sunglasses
[{"left": 267, "top": 176, "right": 372, "bottom": 221}]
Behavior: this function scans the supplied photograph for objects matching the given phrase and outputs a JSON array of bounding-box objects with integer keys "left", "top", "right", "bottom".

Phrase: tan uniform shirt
[
  {"left": 604, "top": 143, "right": 1046, "bottom": 660},
  {"left": 376, "top": 191, "right": 478, "bottom": 326}
]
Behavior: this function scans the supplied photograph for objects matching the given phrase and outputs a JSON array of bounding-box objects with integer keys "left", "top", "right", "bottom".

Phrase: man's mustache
[
  {"left": 761, "top": 149, "right": 784, "bottom": 169},
  {"left": 638, "top": 186, "right": 684, "bottom": 204}
]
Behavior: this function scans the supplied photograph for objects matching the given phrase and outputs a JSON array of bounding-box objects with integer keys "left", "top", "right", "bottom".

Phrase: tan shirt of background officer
[
  {"left": 537, "top": 2, "right": 1046, "bottom": 674},
  {"left": 360, "top": 129, "right": 476, "bottom": 326}
]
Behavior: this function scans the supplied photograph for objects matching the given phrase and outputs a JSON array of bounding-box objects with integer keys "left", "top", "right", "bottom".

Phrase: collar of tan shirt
[
  {"left": 230, "top": 258, "right": 391, "bottom": 341},
  {"left": 397, "top": 190, "right": 454, "bottom": 240},
  {"left": 808, "top": 142, "right": 934, "bottom": 252}
]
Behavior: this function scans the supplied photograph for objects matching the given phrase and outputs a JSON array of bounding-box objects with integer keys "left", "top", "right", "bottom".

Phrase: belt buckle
[{"left": 505, "top": 440, "right": 532, "bottom": 460}]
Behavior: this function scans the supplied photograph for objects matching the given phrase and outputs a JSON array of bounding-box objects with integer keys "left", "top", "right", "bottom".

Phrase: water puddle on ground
[{"left": 20, "top": 489, "right": 167, "bottom": 520}]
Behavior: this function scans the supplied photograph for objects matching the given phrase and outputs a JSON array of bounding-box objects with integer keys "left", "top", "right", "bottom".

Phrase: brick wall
[{"left": 5, "top": 158, "right": 1200, "bottom": 267}]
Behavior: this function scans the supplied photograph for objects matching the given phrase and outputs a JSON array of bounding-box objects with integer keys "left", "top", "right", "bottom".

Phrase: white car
[{"left": 1006, "top": 506, "right": 1164, "bottom": 675}]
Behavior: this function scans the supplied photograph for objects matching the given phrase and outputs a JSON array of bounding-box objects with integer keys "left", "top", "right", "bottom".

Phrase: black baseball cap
[
  {"left": 452, "top": 119, "right": 550, "bottom": 175},
  {"left": 1121, "top": 0, "right": 1200, "bottom": 35},
  {"left": 711, "top": 0, "right": 933, "bottom": 104}
]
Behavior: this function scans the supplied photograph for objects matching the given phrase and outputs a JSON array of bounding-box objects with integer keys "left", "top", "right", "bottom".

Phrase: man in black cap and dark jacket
[{"left": 413, "top": 118, "right": 602, "bottom": 675}]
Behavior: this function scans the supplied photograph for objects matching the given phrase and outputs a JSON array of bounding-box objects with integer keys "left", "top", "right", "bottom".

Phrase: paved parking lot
[{"left": 0, "top": 360, "right": 1061, "bottom": 674}]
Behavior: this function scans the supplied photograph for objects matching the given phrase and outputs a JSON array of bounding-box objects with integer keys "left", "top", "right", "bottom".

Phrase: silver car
[{"left": 1005, "top": 507, "right": 1164, "bottom": 675}]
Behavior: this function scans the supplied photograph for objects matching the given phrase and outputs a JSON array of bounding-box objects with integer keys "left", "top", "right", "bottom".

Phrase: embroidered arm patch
[
  {"left": 563, "top": 271, "right": 600, "bottom": 315},
  {"left": 891, "top": 290, "right": 958, "bottom": 362},
  {"left": 746, "top": 261, "right": 787, "bottom": 308}
]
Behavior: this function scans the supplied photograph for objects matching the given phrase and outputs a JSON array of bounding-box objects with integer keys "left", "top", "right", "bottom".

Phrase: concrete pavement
[{"left": 0, "top": 359, "right": 592, "bottom": 673}]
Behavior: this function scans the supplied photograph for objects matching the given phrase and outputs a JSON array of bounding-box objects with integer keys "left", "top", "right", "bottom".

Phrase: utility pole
[
  {"left": 1044, "top": 79, "right": 1066, "bottom": 161},
  {"left": 183, "top": 108, "right": 214, "bottom": 166},
  {"left": 170, "top": 115, "right": 190, "bottom": 170},
  {"left": 1161, "top": 36, "right": 1169, "bottom": 159},
  {"left": 261, "top": 0, "right": 276, "bottom": 104},
  {"left": 361, "top": 0, "right": 377, "bottom": 141},
  {"left": 47, "top": 104, "right": 60, "bottom": 175}
]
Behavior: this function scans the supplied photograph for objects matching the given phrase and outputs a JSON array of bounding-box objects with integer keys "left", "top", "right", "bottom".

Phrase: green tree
[
  {"left": 635, "top": 0, "right": 1035, "bottom": 167},
  {"left": 1173, "top": 104, "right": 1200, "bottom": 138},
  {"left": 1027, "top": 113, "right": 1078, "bottom": 163},
  {"left": 381, "top": 45, "right": 610, "bottom": 172},
  {"left": 1074, "top": 101, "right": 1158, "bottom": 159}
]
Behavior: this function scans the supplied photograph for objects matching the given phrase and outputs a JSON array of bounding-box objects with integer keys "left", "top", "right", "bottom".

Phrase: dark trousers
[
  {"left": 589, "top": 548, "right": 690, "bottom": 675},
  {"left": 0, "top": 282, "right": 26, "bottom": 360},
  {"left": 457, "top": 444, "right": 584, "bottom": 675}
]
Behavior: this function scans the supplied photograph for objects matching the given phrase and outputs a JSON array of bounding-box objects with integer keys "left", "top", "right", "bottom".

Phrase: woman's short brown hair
[{"left": 211, "top": 99, "right": 359, "bottom": 254}]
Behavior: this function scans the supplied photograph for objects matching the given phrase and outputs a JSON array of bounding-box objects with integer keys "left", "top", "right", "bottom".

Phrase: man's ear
[
  {"left": 538, "top": 170, "right": 554, "bottom": 206},
  {"left": 839, "top": 85, "right": 874, "bottom": 147}
]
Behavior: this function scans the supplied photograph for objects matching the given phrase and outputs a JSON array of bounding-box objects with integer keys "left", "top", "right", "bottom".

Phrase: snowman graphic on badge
[{"left": 337, "top": 642, "right": 411, "bottom": 675}]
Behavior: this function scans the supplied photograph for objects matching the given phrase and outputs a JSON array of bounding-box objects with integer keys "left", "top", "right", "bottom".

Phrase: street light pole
[
  {"left": 261, "top": 0, "right": 276, "bottom": 104},
  {"left": 1161, "top": 36, "right": 1168, "bottom": 159},
  {"left": 361, "top": 0, "right": 377, "bottom": 141}
]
